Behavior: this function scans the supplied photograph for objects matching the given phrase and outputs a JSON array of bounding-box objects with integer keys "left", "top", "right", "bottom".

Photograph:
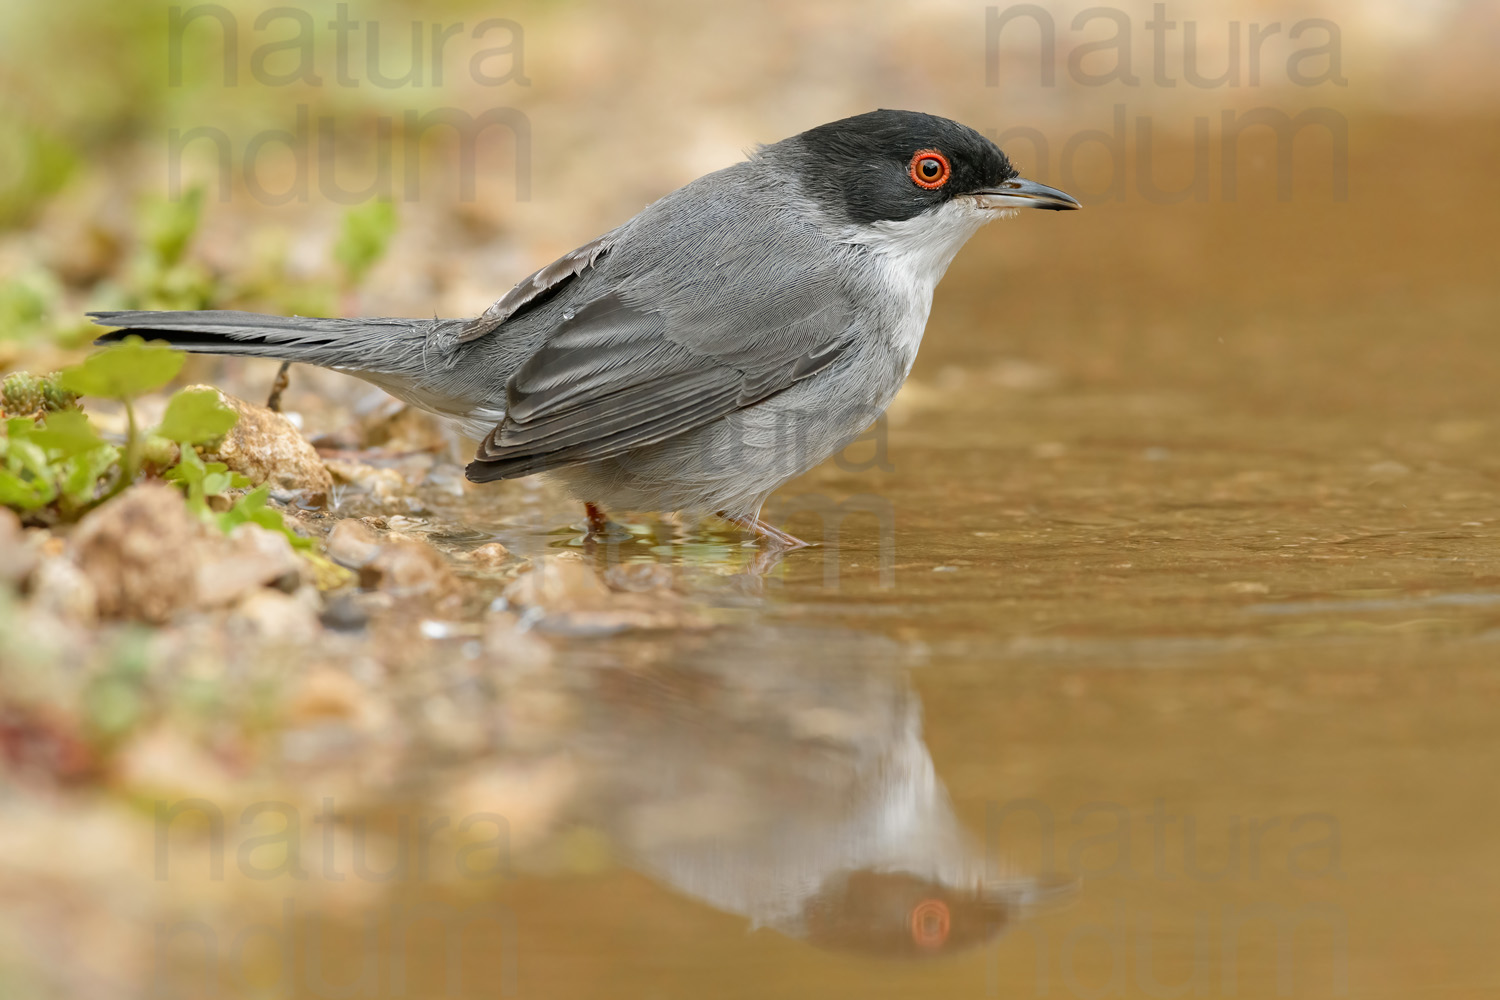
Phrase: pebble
[
  {"left": 190, "top": 385, "right": 335, "bottom": 498},
  {"left": 358, "top": 532, "right": 463, "bottom": 603},
  {"left": 324, "top": 518, "right": 382, "bottom": 569},
  {"left": 68, "top": 483, "right": 211, "bottom": 623},
  {"left": 463, "top": 541, "right": 510, "bottom": 568},
  {"left": 196, "top": 523, "right": 305, "bottom": 608},
  {"left": 503, "top": 556, "right": 711, "bottom": 635}
]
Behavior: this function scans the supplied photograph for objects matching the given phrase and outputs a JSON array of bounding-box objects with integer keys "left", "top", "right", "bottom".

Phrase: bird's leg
[
  {"left": 265, "top": 361, "right": 292, "bottom": 412},
  {"left": 584, "top": 502, "right": 610, "bottom": 537},
  {"left": 717, "top": 512, "right": 813, "bottom": 550}
]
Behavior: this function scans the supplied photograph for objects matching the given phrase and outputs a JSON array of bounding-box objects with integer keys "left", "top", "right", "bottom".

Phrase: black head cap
[{"left": 782, "top": 109, "right": 1017, "bottom": 224}]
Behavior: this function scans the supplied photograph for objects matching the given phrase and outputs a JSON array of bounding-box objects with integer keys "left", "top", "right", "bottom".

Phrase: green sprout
[
  {"left": 57, "top": 335, "right": 183, "bottom": 490},
  {"left": 2, "top": 342, "right": 320, "bottom": 557}
]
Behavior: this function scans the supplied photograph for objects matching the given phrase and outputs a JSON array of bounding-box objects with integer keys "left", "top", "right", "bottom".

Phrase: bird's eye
[
  {"left": 909, "top": 898, "right": 951, "bottom": 949},
  {"left": 908, "top": 150, "right": 951, "bottom": 190}
]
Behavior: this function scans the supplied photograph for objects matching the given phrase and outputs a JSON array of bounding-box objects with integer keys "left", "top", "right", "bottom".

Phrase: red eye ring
[
  {"left": 910, "top": 898, "right": 951, "bottom": 949},
  {"left": 908, "top": 149, "right": 951, "bottom": 189}
]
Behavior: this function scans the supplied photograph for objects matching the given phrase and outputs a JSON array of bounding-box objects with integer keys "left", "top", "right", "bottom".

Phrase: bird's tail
[{"left": 89, "top": 309, "right": 456, "bottom": 379}]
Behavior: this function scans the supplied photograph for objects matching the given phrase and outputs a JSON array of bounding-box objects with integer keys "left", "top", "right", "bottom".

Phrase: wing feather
[{"left": 463, "top": 163, "right": 860, "bottom": 482}]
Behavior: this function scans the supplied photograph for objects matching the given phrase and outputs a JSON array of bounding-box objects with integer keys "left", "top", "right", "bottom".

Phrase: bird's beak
[{"left": 973, "top": 177, "right": 1081, "bottom": 211}]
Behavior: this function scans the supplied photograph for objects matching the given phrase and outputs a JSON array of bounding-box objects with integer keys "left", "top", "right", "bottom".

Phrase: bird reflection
[{"left": 560, "top": 627, "right": 1054, "bottom": 957}]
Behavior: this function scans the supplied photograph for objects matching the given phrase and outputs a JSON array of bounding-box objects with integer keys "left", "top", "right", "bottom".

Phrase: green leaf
[
  {"left": 333, "top": 199, "right": 397, "bottom": 288},
  {"left": 29, "top": 408, "right": 105, "bottom": 457},
  {"left": 59, "top": 445, "right": 119, "bottom": 508},
  {"left": 0, "top": 466, "right": 48, "bottom": 509},
  {"left": 156, "top": 387, "right": 238, "bottom": 445},
  {"left": 164, "top": 447, "right": 248, "bottom": 513},
  {"left": 3, "top": 433, "right": 54, "bottom": 485},
  {"left": 58, "top": 336, "right": 185, "bottom": 399},
  {"left": 218, "top": 485, "right": 314, "bottom": 550}
]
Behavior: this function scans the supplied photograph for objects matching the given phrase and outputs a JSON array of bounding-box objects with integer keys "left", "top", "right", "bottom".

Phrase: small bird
[{"left": 91, "top": 110, "right": 1078, "bottom": 548}]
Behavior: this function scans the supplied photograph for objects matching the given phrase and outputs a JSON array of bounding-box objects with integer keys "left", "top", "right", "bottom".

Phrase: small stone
[
  {"left": 359, "top": 533, "right": 462, "bottom": 602},
  {"left": 325, "top": 518, "right": 382, "bottom": 569},
  {"left": 191, "top": 385, "right": 335, "bottom": 497},
  {"left": 503, "top": 556, "right": 710, "bottom": 634},
  {"left": 196, "top": 523, "right": 304, "bottom": 608},
  {"left": 69, "top": 483, "right": 209, "bottom": 623},
  {"left": 503, "top": 557, "right": 611, "bottom": 609},
  {"left": 320, "top": 592, "right": 370, "bottom": 632},
  {"left": 463, "top": 541, "right": 510, "bottom": 567},
  {"left": 229, "top": 589, "right": 321, "bottom": 643},
  {"left": 324, "top": 458, "right": 407, "bottom": 500}
]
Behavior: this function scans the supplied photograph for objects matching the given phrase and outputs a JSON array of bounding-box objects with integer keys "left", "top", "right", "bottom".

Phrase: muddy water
[{"left": 253, "top": 117, "right": 1500, "bottom": 998}]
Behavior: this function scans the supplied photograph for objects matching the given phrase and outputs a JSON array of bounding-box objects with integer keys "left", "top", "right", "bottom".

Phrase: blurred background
[{"left": 3, "top": 1, "right": 1500, "bottom": 998}]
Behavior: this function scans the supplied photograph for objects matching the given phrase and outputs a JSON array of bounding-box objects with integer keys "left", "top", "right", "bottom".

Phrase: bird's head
[
  {"left": 782, "top": 109, "right": 1079, "bottom": 227},
  {"left": 769, "top": 110, "right": 1077, "bottom": 285}
]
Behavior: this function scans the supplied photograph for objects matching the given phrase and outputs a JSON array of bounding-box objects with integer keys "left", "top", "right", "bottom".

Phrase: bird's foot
[
  {"left": 583, "top": 501, "right": 612, "bottom": 539},
  {"left": 716, "top": 512, "right": 814, "bottom": 551}
]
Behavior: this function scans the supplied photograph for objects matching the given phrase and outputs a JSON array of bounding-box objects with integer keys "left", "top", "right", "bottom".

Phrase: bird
[{"left": 90, "top": 109, "right": 1078, "bottom": 549}]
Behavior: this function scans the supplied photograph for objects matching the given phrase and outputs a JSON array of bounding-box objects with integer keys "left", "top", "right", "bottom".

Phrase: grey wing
[
  {"left": 466, "top": 287, "right": 854, "bottom": 482},
  {"left": 459, "top": 235, "right": 611, "bottom": 343}
]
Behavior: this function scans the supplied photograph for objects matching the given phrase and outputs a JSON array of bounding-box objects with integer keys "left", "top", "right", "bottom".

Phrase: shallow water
[{"left": 142, "top": 116, "right": 1500, "bottom": 999}]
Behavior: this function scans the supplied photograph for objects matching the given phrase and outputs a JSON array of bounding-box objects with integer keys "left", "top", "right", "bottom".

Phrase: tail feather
[{"left": 88, "top": 309, "right": 451, "bottom": 375}]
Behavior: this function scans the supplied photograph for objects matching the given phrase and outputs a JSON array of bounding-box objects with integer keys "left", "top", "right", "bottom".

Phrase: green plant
[
  {"left": 1, "top": 340, "right": 317, "bottom": 554},
  {"left": 56, "top": 335, "right": 184, "bottom": 488},
  {"left": 0, "top": 410, "right": 117, "bottom": 518}
]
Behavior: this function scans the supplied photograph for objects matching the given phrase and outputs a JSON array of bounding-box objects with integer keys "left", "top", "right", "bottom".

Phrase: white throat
[{"left": 844, "top": 197, "right": 1007, "bottom": 297}]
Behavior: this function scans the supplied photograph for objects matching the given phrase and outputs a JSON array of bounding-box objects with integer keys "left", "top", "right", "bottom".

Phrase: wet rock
[
  {"left": 229, "top": 589, "right": 322, "bottom": 643},
  {"left": 464, "top": 541, "right": 511, "bottom": 568},
  {"left": 69, "top": 483, "right": 211, "bottom": 623},
  {"left": 324, "top": 457, "right": 406, "bottom": 501},
  {"left": 503, "top": 556, "right": 711, "bottom": 634},
  {"left": 324, "top": 518, "right": 382, "bottom": 569},
  {"left": 68, "top": 483, "right": 314, "bottom": 622},
  {"left": 359, "top": 532, "right": 463, "bottom": 604},
  {"left": 320, "top": 592, "right": 371, "bottom": 632},
  {"left": 503, "top": 555, "right": 610, "bottom": 608},
  {"left": 190, "top": 385, "right": 335, "bottom": 497},
  {"left": 196, "top": 523, "right": 305, "bottom": 608}
]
